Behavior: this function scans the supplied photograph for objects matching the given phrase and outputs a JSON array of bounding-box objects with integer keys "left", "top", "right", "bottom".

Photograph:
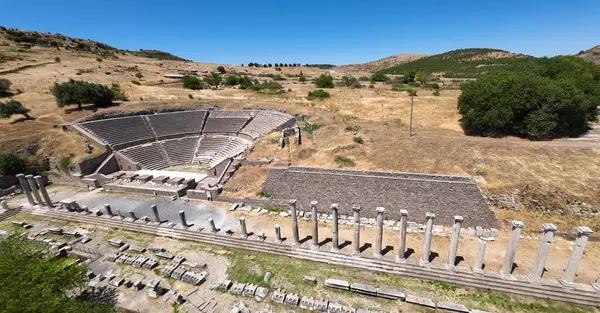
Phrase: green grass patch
[
  {"left": 334, "top": 155, "right": 356, "bottom": 167},
  {"left": 256, "top": 191, "right": 272, "bottom": 198}
]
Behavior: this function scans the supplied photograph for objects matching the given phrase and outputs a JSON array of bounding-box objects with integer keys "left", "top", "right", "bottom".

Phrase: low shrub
[
  {"left": 353, "top": 136, "right": 364, "bottom": 144},
  {"left": 188, "top": 94, "right": 193, "bottom": 99},
  {"left": 182, "top": 75, "right": 204, "bottom": 90},
  {"left": 314, "top": 74, "right": 334, "bottom": 88},
  {"left": 131, "top": 80, "right": 140, "bottom": 85},
  {"left": 306, "top": 89, "right": 330, "bottom": 100},
  {"left": 247, "top": 81, "right": 283, "bottom": 93},
  {"left": 95, "top": 57, "right": 103, "bottom": 62},
  {"left": 368, "top": 84, "right": 374, "bottom": 88},
  {"left": 433, "top": 89, "right": 440, "bottom": 96},
  {"left": 344, "top": 125, "right": 360, "bottom": 132},
  {"left": 334, "top": 155, "right": 356, "bottom": 167}
]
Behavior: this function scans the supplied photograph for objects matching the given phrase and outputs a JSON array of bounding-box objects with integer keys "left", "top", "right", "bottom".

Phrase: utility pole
[
  {"left": 409, "top": 96, "right": 414, "bottom": 137},
  {"left": 380, "top": 103, "right": 384, "bottom": 127}
]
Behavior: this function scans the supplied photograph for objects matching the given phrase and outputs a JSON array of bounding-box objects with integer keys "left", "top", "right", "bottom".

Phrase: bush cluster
[
  {"left": 314, "top": 74, "right": 334, "bottom": 88},
  {"left": 51, "top": 79, "right": 113, "bottom": 109},
  {"left": 458, "top": 56, "right": 600, "bottom": 139},
  {"left": 306, "top": 89, "right": 330, "bottom": 100}
]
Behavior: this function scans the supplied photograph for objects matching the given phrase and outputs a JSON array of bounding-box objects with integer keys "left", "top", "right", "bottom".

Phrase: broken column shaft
[
  {"left": 352, "top": 205, "right": 361, "bottom": 256},
  {"left": 529, "top": 223, "right": 557, "bottom": 281},
  {"left": 275, "top": 224, "right": 282, "bottom": 243},
  {"left": 179, "top": 210, "right": 187, "bottom": 227},
  {"left": 289, "top": 199, "right": 300, "bottom": 246},
  {"left": 500, "top": 220, "right": 524, "bottom": 276},
  {"left": 239, "top": 217, "right": 248, "bottom": 238},
  {"left": 447, "top": 215, "right": 463, "bottom": 268},
  {"left": 25, "top": 174, "right": 43, "bottom": 206},
  {"left": 151, "top": 205, "right": 161, "bottom": 223},
  {"left": 561, "top": 226, "right": 593, "bottom": 286},
  {"left": 16, "top": 174, "right": 34, "bottom": 205},
  {"left": 374, "top": 207, "right": 385, "bottom": 258},
  {"left": 34, "top": 176, "right": 53, "bottom": 207},
  {"left": 473, "top": 238, "right": 487, "bottom": 274},
  {"left": 331, "top": 204, "right": 339, "bottom": 251},
  {"left": 421, "top": 212, "right": 435, "bottom": 265},
  {"left": 311, "top": 201, "right": 319, "bottom": 250},
  {"left": 208, "top": 218, "right": 217, "bottom": 233},
  {"left": 397, "top": 210, "right": 408, "bottom": 261},
  {"left": 104, "top": 204, "right": 114, "bottom": 216}
]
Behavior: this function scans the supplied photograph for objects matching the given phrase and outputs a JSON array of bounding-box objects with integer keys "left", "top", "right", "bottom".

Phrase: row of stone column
[
  {"left": 282, "top": 200, "right": 593, "bottom": 284},
  {"left": 16, "top": 173, "right": 53, "bottom": 207}
]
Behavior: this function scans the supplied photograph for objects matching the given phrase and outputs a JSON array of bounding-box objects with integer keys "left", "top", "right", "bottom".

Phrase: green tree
[
  {"left": 0, "top": 235, "right": 117, "bottom": 313},
  {"left": 299, "top": 74, "right": 307, "bottom": 83},
  {"left": 51, "top": 79, "right": 113, "bottom": 110},
  {"left": 0, "top": 99, "right": 33, "bottom": 120},
  {"left": 203, "top": 72, "right": 222, "bottom": 89},
  {"left": 458, "top": 57, "right": 600, "bottom": 139},
  {"left": 109, "top": 84, "right": 128, "bottom": 101},
  {"left": 0, "top": 78, "right": 12, "bottom": 97},
  {"left": 370, "top": 72, "right": 389, "bottom": 82},
  {"left": 225, "top": 75, "right": 240, "bottom": 86},
  {"left": 268, "top": 63, "right": 272, "bottom": 67},
  {"left": 0, "top": 153, "right": 27, "bottom": 175},
  {"left": 248, "top": 62, "right": 254, "bottom": 67},
  {"left": 182, "top": 75, "right": 203, "bottom": 90},
  {"left": 314, "top": 74, "right": 334, "bottom": 88},
  {"left": 415, "top": 71, "right": 428, "bottom": 85},
  {"left": 238, "top": 75, "right": 253, "bottom": 89}
]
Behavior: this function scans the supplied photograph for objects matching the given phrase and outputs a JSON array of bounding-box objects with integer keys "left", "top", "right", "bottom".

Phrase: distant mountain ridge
[
  {"left": 335, "top": 54, "right": 426, "bottom": 72},
  {"left": 0, "top": 26, "right": 189, "bottom": 62},
  {"left": 376, "top": 48, "right": 529, "bottom": 78},
  {"left": 578, "top": 45, "right": 600, "bottom": 65}
]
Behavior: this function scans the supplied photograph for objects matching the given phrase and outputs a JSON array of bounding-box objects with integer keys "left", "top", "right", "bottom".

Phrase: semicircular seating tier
[{"left": 74, "top": 109, "right": 296, "bottom": 170}]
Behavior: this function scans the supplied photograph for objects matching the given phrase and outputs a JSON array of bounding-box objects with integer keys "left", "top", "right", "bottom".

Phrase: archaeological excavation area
[{"left": 1, "top": 108, "right": 599, "bottom": 313}]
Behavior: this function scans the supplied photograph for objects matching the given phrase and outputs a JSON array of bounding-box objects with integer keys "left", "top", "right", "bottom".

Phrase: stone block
[
  {"left": 255, "top": 287, "right": 269, "bottom": 300},
  {"left": 284, "top": 293, "right": 299, "bottom": 306},
  {"left": 405, "top": 295, "right": 436, "bottom": 308},
  {"left": 342, "top": 306, "right": 356, "bottom": 313},
  {"left": 314, "top": 299, "right": 329, "bottom": 313},
  {"left": 242, "top": 284, "right": 257, "bottom": 297},
  {"left": 350, "top": 283, "right": 377, "bottom": 296},
  {"left": 475, "top": 226, "right": 483, "bottom": 236},
  {"left": 230, "top": 283, "right": 246, "bottom": 295},
  {"left": 376, "top": 287, "right": 405, "bottom": 300},
  {"left": 271, "top": 289, "right": 286, "bottom": 304},
  {"left": 490, "top": 228, "right": 498, "bottom": 237},
  {"left": 299, "top": 297, "right": 315, "bottom": 310},
  {"left": 327, "top": 302, "right": 343, "bottom": 313},
  {"left": 467, "top": 227, "right": 476, "bottom": 235},
  {"left": 437, "top": 301, "right": 469, "bottom": 312},
  {"left": 325, "top": 278, "right": 350, "bottom": 291}
]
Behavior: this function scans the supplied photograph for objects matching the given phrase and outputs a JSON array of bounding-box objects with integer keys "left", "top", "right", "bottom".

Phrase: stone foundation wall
[
  {"left": 261, "top": 167, "right": 497, "bottom": 227},
  {"left": 74, "top": 152, "right": 111, "bottom": 175}
]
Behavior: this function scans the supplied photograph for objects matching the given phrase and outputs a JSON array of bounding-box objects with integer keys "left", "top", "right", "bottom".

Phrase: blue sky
[{"left": 1, "top": 0, "right": 599, "bottom": 65}]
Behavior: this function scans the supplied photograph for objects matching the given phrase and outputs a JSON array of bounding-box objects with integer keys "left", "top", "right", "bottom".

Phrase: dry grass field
[{"left": 2, "top": 36, "right": 600, "bottom": 234}]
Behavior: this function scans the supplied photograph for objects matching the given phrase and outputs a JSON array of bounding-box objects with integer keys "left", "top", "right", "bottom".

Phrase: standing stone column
[
  {"left": 34, "top": 176, "right": 53, "bottom": 207},
  {"left": 352, "top": 205, "right": 361, "bottom": 256},
  {"left": 239, "top": 217, "right": 248, "bottom": 239},
  {"left": 116, "top": 208, "right": 123, "bottom": 218},
  {"left": 374, "top": 207, "right": 385, "bottom": 258},
  {"left": 208, "top": 218, "right": 217, "bottom": 233},
  {"left": 331, "top": 204, "right": 339, "bottom": 251},
  {"left": 528, "top": 223, "right": 557, "bottom": 282},
  {"left": 447, "top": 216, "right": 463, "bottom": 269},
  {"left": 561, "top": 226, "right": 593, "bottom": 286},
  {"left": 151, "top": 205, "right": 161, "bottom": 223},
  {"left": 16, "top": 174, "right": 35, "bottom": 205},
  {"left": 1, "top": 200, "right": 9, "bottom": 211},
  {"left": 274, "top": 224, "right": 282, "bottom": 243},
  {"left": 289, "top": 199, "right": 300, "bottom": 246},
  {"left": 311, "top": 201, "right": 319, "bottom": 250},
  {"left": 473, "top": 238, "right": 487, "bottom": 274},
  {"left": 179, "top": 211, "right": 188, "bottom": 227},
  {"left": 128, "top": 211, "right": 137, "bottom": 220},
  {"left": 25, "top": 174, "right": 43, "bottom": 206},
  {"left": 500, "top": 221, "right": 525, "bottom": 277},
  {"left": 420, "top": 212, "right": 435, "bottom": 266},
  {"left": 104, "top": 204, "right": 114, "bottom": 216},
  {"left": 397, "top": 210, "right": 408, "bottom": 262}
]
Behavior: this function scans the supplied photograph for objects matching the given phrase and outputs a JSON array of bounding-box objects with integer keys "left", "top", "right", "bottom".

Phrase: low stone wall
[
  {"left": 104, "top": 182, "right": 187, "bottom": 197},
  {"left": 74, "top": 152, "right": 111, "bottom": 175}
]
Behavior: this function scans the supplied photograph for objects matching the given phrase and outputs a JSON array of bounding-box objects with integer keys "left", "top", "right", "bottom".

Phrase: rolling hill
[
  {"left": 376, "top": 48, "right": 530, "bottom": 78},
  {"left": 334, "top": 54, "right": 426, "bottom": 73},
  {"left": 578, "top": 45, "right": 600, "bottom": 65},
  {"left": 0, "top": 26, "right": 189, "bottom": 62}
]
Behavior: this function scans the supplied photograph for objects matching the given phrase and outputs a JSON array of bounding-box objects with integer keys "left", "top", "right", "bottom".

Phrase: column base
[
  {"left": 275, "top": 239, "right": 283, "bottom": 244},
  {"left": 559, "top": 279, "right": 574, "bottom": 288},
  {"left": 291, "top": 242, "right": 300, "bottom": 247},
  {"left": 395, "top": 256, "right": 406, "bottom": 263},
  {"left": 445, "top": 264, "right": 456, "bottom": 271},
  {"left": 352, "top": 250, "right": 361, "bottom": 257},
  {"left": 311, "top": 244, "right": 320, "bottom": 251},
  {"left": 592, "top": 283, "right": 600, "bottom": 292},
  {"left": 499, "top": 270, "right": 517, "bottom": 281},
  {"left": 419, "top": 260, "right": 430, "bottom": 267},
  {"left": 373, "top": 253, "right": 382, "bottom": 259},
  {"left": 240, "top": 235, "right": 248, "bottom": 240},
  {"left": 331, "top": 247, "right": 340, "bottom": 252},
  {"left": 472, "top": 268, "right": 484, "bottom": 275},
  {"left": 527, "top": 274, "right": 542, "bottom": 284}
]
